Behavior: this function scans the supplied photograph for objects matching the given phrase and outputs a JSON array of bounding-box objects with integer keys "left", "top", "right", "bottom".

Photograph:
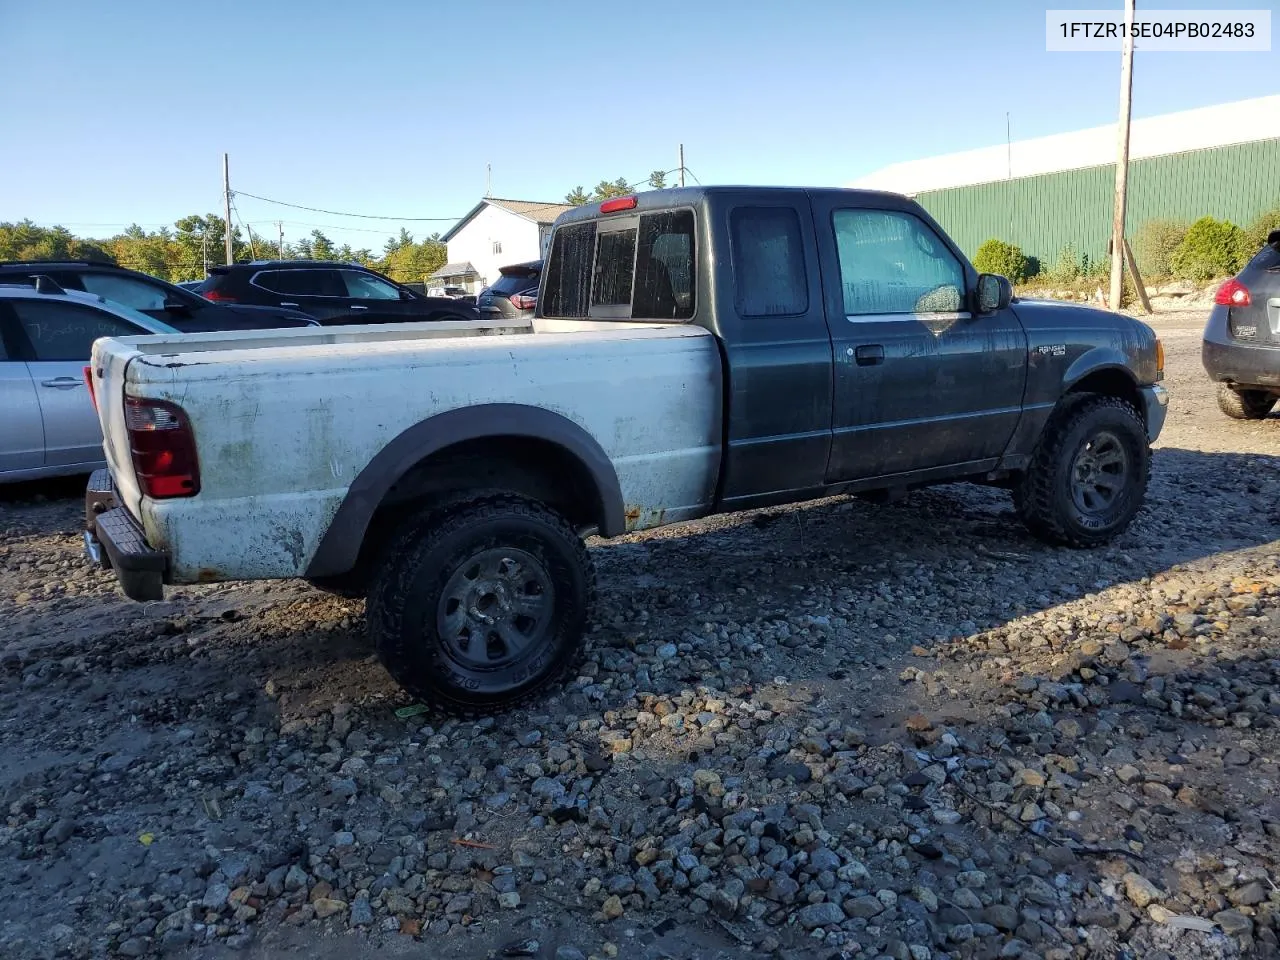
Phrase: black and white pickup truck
[{"left": 83, "top": 186, "right": 1168, "bottom": 714}]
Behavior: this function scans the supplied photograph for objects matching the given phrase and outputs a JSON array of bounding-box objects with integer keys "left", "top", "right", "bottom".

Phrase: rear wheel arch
[{"left": 306, "top": 404, "right": 624, "bottom": 580}]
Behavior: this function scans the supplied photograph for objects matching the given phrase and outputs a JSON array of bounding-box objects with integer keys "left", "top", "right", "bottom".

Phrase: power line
[{"left": 233, "top": 190, "right": 464, "bottom": 222}]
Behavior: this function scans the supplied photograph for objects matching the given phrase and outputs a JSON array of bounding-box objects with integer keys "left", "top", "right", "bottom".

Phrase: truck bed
[{"left": 91, "top": 320, "right": 723, "bottom": 582}]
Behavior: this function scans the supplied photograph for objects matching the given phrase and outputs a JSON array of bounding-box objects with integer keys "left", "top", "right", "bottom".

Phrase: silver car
[{"left": 0, "top": 280, "right": 179, "bottom": 482}]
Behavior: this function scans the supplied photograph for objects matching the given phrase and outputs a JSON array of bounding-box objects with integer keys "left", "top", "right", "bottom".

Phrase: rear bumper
[
  {"left": 84, "top": 468, "right": 168, "bottom": 602},
  {"left": 1139, "top": 384, "right": 1169, "bottom": 444},
  {"left": 1202, "top": 335, "right": 1280, "bottom": 390}
]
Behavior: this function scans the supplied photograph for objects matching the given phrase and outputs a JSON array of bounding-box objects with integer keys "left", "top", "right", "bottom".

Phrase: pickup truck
[{"left": 83, "top": 186, "right": 1168, "bottom": 715}]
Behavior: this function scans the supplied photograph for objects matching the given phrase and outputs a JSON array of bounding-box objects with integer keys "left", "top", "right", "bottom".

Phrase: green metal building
[{"left": 849, "top": 96, "right": 1280, "bottom": 272}]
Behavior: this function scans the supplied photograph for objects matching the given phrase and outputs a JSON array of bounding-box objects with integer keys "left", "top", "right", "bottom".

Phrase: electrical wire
[{"left": 233, "top": 190, "right": 464, "bottom": 222}]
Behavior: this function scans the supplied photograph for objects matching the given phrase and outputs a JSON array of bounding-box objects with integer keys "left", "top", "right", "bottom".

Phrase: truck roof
[{"left": 551, "top": 185, "right": 917, "bottom": 227}]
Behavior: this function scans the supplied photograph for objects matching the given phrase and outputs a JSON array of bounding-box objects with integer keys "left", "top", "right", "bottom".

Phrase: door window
[
  {"left": 341, "top": 270, "right": 402, "bottom": 300},
  {"left": 730, "top": 207, "right": 809, "bottom": 317},
  {"left": 833, "top": 209, "right": 965, "bottom": 316},
  {"left": 78, "top": 273, "right": 170, "bottom": 310},
  {"left": 252, "top": 269, "right": 344, "bottom": 297},
  {"left": 10, "top": 301, "right": 143, "bottom": 361}
]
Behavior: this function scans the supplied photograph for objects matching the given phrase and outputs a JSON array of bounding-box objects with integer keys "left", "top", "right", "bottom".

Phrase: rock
[
  {"left": 117, "top": 938, "right": 147, "bottom": 957},
  {"left": 1214, "top": 910, "right": 1254, "bottom": 936},
  {"left": 349, "top": 899, "right": 374, "bottom": 926},
  {"left": 1123, "top": 872, "right": 1163, "bottom": 908},
  {"left": 313, "top": 898, "right": 347, "bottom": 919},
  {"left": 1225, "top": 748, "right": 1252, "bottom": 766},
  {"left": 602, "top": 895, "right": 624, "bottom": 920},
  {"left": 845, "top": 895, "right": 885, "bottom": 919},
  {"left": 984, "top": 904, "right": 1020, "bottom": 931},
  {"left": 555, "top": 949, "right": 587, "bottom": 960},
  {"left": 202, "top": 881, "right": 231, "bottom": 910},
  {"left": 498, "top": 891, "right": 522, "bottom": 909},
  {"left": 284, "top": 864, "right": 309, "bottom": 891},
  {"left": 798, "top": 901, "right": 846, "bottom": 929},
  {"left": 1229, "top": 882, "right": 1266, "bottom": 906}
]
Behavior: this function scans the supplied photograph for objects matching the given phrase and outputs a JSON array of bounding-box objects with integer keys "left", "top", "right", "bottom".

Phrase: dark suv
[
  {"left": 477, "top": 260, "right": 541, "bottom": 321},
  {"left": 1202, "top": 229, "right": 1280, "bottom": 420},
  {"left": 198, "top": 261, "right": 480, "bottom": 325},
  {"left": 0, "top": 260, "right": 318, "bottom": 333}
]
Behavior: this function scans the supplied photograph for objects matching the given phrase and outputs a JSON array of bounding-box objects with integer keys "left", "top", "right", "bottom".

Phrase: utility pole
[
  {"left": 222, "top": 152, "right": 234, "bottom": 265},
  {"left": 678, "top": 143, "right": 686, "bottom": 187},
  {"left": 1108, "top": 0, "right": 1136, "bottom": 311},
  {"left": 277, "top": 221, "right": 285, "bottom": 259},
  {"left": 201, "top": 231, "right": 208, "bottom": 277},
  {"left": 486, "top": 163, "right": 492, "bottom": 197}
]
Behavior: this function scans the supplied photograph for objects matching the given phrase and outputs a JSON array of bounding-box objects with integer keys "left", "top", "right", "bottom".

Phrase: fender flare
[
  {"left": 305, "top": 403, "right": 625, "bottom": 577},
  {"left": 1062, "top": 348, "right": 1138, "bottom": 394}
]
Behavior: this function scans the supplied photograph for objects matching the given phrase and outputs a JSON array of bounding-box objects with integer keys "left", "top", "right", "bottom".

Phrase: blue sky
[{"left": 0, "top": 0, "right": 1275, "bottom": 250}]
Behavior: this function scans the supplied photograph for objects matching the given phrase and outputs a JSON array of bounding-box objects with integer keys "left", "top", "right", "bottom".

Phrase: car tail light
[
  {"left": 510, "top": 293, "right": 537, "bottom": 311},
  {"left": 600, "top": 196, "right": 637, "bottom": 213},
  {"left": 1215, "top": 278, "right": 1251, "bottom": 306},
  {"left": 202, "top": 288, "right": 237, "bottom": 302},
  {"left": 125, "top": 397, "right": 200, "bottom": 498},
  {"left": 84, "top": 365, "right": 98, "bottom": 411},
  {"left": 1155, "top": 338, "right": 1164, "bottom": 381}
]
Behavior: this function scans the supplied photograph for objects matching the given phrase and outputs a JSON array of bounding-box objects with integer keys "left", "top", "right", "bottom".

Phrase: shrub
[
  {"left": 1132, "top": 218, "right": 1188, "bottom": 278},
  {"left": 1040, "top": 243, "right": 1081, "bottom": 285},
  {"left": 1241, "top": 205, "right": 1280, "bottom": 259},
  {"left": 1169, "top": 216, "right": 1247, "bottom": 283},
  {"left": 973, "top": 239, "right": 1029, "bottom": 284}
]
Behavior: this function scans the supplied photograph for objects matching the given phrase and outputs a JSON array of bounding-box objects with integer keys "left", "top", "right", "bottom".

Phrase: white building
[{"left": 438, "top": 197, "right": 576, "bottom": 294}]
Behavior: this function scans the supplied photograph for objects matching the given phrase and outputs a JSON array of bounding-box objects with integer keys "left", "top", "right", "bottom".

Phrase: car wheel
[
  {"left": 366, "top": 495, "right": 593, "bottom": 716},
  {"left": 1014, "top": 395, "right": 1150, "bottom": 548},
  {"left": 1216, "top": 383, "right": 1277, "bottom": 420}
]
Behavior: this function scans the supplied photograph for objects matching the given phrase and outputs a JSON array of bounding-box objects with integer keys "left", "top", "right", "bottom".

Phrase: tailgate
[{"left": 90, "top": 338, "right": 144, "bottom": 518}]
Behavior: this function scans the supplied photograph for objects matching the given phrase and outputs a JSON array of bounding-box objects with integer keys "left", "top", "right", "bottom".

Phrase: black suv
[
  {"left": 197, "top": 261, "right": 480, "bottom": 325},
  {"left": 1203, "top": 229, "right": 1280, "bottom": 420},
  {"left": 0, "top": 260, "right": 318, "bottom": 333},
  {"left": 477, "top": 260, "right": 541, "bottom": 322}
]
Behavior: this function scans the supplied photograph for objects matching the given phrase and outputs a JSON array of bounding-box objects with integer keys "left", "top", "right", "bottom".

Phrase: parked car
[
  {"left": 477, "top": 260, "right": 541, "bottom": 321},
  {"left": 83, "top": 185, "right": 1166, "bottom": 715},
  {"left": 0, "top": 261, "right": 318, "bottom": 333},
  {"left": 175, "top": 279, "right": 205, "bottom": 291},
  {"left": 1203, "top": 229, "right": 1280, "bottom": 419},
  {"left": 1, "top": 278, "right": 179, "bottom": 482},
  {"left": 197, "top": 260, "right": 480, "bottom": 325}
]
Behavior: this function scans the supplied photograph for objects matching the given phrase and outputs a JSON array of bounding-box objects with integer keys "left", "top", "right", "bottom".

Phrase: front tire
[
  {"left": 367, "top": 496, "right": 593, "bottom": 716},
  {"left": 1014, "top": 395, "right": 1150, "bottom": 548},
  {"left": 1217, "top": 384, "right": 1276, "bottom": 420}
]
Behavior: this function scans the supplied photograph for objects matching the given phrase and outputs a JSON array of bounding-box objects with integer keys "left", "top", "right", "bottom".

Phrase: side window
[
  {"left": 78, "top": 273, "right": 169, "bottom": 310},
  {"left": 10, "top": 301, "right": 143, "bottom": 361},
  {"left": 730, "top": 207, "right": 809, "bottom": 317},
  {"left": 542, "top": 222, "right": 597, "bottom": 318},
  {"left": 342, "top": 271, "right": 401, "bottom": 300},
  {"left": 253, "top": 270, "right": 343, "bottom": 297},
  {"left": 833, "top": 209, "right": 965, "bottom": 316}
]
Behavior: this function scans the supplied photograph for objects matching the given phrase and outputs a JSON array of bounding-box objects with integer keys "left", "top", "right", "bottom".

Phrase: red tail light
[
  {"left": 83, "top": 365, "right": 98, "bottom": 411},
  {"left": 202, "top": 288, "right": 237, "bottom": 302},
  {"left": 125, "top": 397, "right": 200, "bottom": 498},
  {"left": 509, "top": 293, "right": 537, "bottom": 311},
  {"left": 1215, "top": 278, "right": 1251, "bottom": 306}
]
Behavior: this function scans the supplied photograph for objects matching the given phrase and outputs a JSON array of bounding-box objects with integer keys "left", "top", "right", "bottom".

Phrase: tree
[
  {"left": 308, "top": 230, "right": 337, "bottom": 261},
  {"left": 973, "top": 238, "right": 1029, "bottom": 284},
  {"left": 647, "top": 170, "right": 667, "bottom": 190},
  {"left": 382, "top": 235, "right": 446, "bottom": 283},
  {"left": 1169, "top": 216, "right": 1248, "bottom": 282},
  {"left": 564, "top": 186, "right": 590, "bottom": 206},
  {"left": 591, "top": 178, "right": 632, "bottom": 201}
]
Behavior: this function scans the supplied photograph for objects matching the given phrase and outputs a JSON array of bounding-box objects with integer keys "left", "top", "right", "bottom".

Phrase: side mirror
[
  {"left": 163, "top": 298, "right": 192, "bottom": 314},
  {"left": 977, "top": 273, "right": 1012, "bottom": 313}
]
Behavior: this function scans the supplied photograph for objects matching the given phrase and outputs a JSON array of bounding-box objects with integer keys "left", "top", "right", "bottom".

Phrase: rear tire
[
  {"left": 366, "top": 495, "right": 593, "bottom": 716},
  {"left": 1217, "top": 384, "right": 1276, "bottom": 420},
  {"left": 1014, "top": 395, "right": 1150, "bottom": 548}
]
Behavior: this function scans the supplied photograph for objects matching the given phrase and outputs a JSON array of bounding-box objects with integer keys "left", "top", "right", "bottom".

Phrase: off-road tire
[
  {"left": 1217, "top": 383, "right": 1276, "bottom": 421},
  {"left": 366, "top": 495, "right": 593, "bottom": 716},
  {"left": 1014, "top": 394, "right": 1150, "bottom": 548}
]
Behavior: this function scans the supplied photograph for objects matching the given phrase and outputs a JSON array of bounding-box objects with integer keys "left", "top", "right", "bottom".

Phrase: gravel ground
[{"left": 4, "top": 306, "right": 1280, "bottom": 960}]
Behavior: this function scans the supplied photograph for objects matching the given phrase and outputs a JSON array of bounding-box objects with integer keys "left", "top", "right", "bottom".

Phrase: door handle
[
  {"left": 854, "top": 344, "right": 885, "bottom": 366},
  {"left": 280, "top": 302, "right": 299, "bottom": 308},
  {"left": 41, "top": 377, "right": 83, "bottom": 389},
  {"left": 349, "top": 305, "right": 368, "bottom": 311}
]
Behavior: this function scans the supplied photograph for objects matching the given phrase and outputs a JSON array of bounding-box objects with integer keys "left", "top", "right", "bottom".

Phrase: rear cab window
[{"left": 542, "top": 209, "right": 695, "bottom": 320}]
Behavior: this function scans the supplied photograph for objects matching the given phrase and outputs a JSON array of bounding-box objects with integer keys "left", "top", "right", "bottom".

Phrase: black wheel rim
[
  {"left": 1069, "top": 429, "right": 1129, "bottom": 516},
  {"left": 436, "top": 547, "right": 554, "bottom": 669}
]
